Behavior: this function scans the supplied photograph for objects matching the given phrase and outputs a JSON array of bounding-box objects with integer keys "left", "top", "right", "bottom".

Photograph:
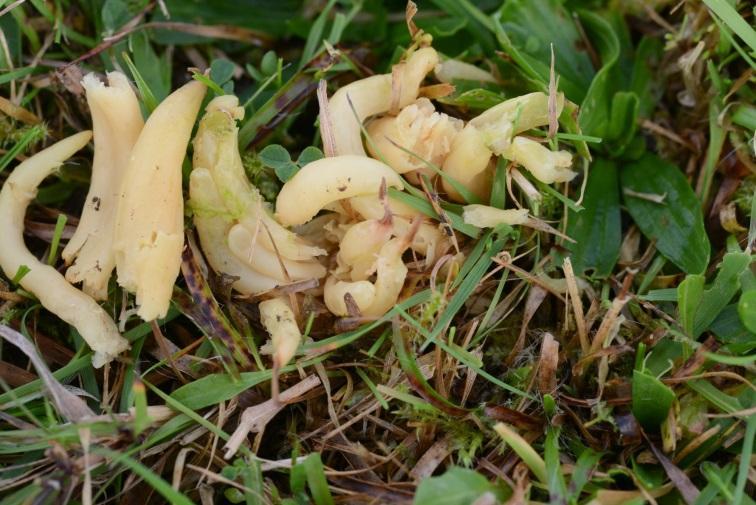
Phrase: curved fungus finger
[
  {"left": 323, "top": 276, "right": 376, "bottom": 317},
  {"left": 366, "top": 98, "right": 462, "bottom": 176},
  {"left": 337, "top": 218, "right": 393, "bottom": 281},
  {"left": 193, "top": 96, "right": 325, "bottom": 262},
  {"left": 434, "top": 59, "right": 497, "bottom": 84},
  {"left": 327, "top": 47, "right": 438, "bottom": 156},
  {"left": 441, "top": 124, "right": 494, "bottom": 202},
  {"left": 503, "top": 136, "right": 576, "bottom": 184},
  {"left": 189, "top": 169, "right": 280, "bottom": 295},
  {"left": 470, "top": 91, "right": 565, "bottom": 154},
  {"left": 259, "top": 297, "right": 301, "bottom": 369},
  {"left": 275, "top": 156, "right": 403, "bottom": 226},
  {"left": 227, "top": 224, "right": 326, "bottom": 282},
  {"left": 463, "top": 204, "right": 530, "bottom": 228},
  {"left": 0, "top": 131, "right": 129, "bottom": 368},
  {"left": 361, "top": 238, "right": 410, "bottom": 317},
  {"left": 114, "top": 79, "right": 207, "bottom": 322},
  {"left": 63, "top": 72, "right": 144, "bottom": 300},
  {"left": 349, "top": 193, "right": 421, "bottom": 220},
  {"left": 441, "top": 92, "right": 567, "bottom": 202}
]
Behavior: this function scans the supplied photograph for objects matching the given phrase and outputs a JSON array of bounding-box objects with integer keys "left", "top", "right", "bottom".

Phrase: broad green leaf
[
  {"left": 259, "top": 144, "right": 292, "bottom": 169},
  {"left": 631, "top": 369, "right": 675, "bottom": 430},
  {"left": 429, "top": 0, "right": 495, "bottom": 53},
  {"left": 210, "top": 58, "right": 235, "bottom": 86},
  {"left": 131, "top": 31, "right": 171, "bottom": 104},
  {"left": 566, "top": 158, "right": 620, "bottom": 277},
  {"left": 297, "top": 146, "right": 324, "bottom": 166},
  {"left": 102, "top": 0, "right": 131, "bottom": 33},
  {"left": 415, "top": 16, "right": 468, "bottom": 38},
  {"left": 413, "top": 467, "right": 499, "bottom": 505},
  {"left": 568, "top": 448, "right": 601, "bottom": 502},
  {"left": 497, "top": 0, "right": 595, "bottom": 102},
  {"left": 738, "top": 290, "right": 756, "bottom": 333},
  {"left": 260, "top": 50, "right": 278, "bottom": 76},
  {"left": 621, "top": 153, "right": 710, "bottom": 274},
  {"left": 577, "top": 11, "right": 620, "bottom": 138},
  {"left": 630, "top": 37, "right": 664, "bottom": 118},
  {"left": 679, "top": 252, "right": 751, "bottom": 338},
  {"left": 677, "top": 274, "right": 705, "bottom": 336},
  {"left": 273, "top": 161, "right": 299, "bottom": 182},
  {"left": 606, "top": 91, "right": 640, "bottom": 154},
  {"left": 157, "top": 0, "right": 301, "bottom": 41},
  {"left": 709, "top": 304, "right": 756, "bottom": 353}
]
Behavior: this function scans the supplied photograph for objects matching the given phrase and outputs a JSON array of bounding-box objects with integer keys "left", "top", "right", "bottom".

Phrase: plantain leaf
[
  {"left": 566, "top": 158, "right": 620, "bottom": 277},
  {"left": 621, "top": 153, "right": 710, "bottom": 274},
  {"left": 632, "top": 369, "right": 675, "bottom": 430}
]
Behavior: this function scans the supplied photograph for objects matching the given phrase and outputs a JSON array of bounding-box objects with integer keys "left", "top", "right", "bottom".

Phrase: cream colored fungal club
[
  {"left": 259, "top": 297, "right": 301, "bottom": 369},
  {"left": 189, "top": 169, "right": 280, "bottom": 295},
  {"left": 463, "top": 204, "right": 529, "bottom": 228},
  {"left": 326, "top": 47, "right": 439, "bottom": 156},
  {"left": 114, "top": 79, "right": 207, "bottom": 321},
  {"left": 503, "top": 137, "right": 576, "bottom": 184},
  {"left": 442, "top": 124, "right": 495, "bottom": 202},
  {"left": 275, "top": 156, "right": 403, "bottom": 226},
  {"left": 227, "top": 224, "right": 326, "bottom": 282},
  {"left": 324, "top": 237, "right": 410, "bottom": 318},
  {"left": 366, "top": 98, "right": 462, "bottom": 178},
  {"left": 192, "top": 96, "right": 325, "bottom": 263},
  {"left": 337, "top": 218, "right": 393, "bottom": 281},
  {"left": 434, "top": 59, "right": 497, "bottom": 84},
  {"left": 441, "top": 92, "right": 568, "bottom": 202},
  {"left": 0, "top": 132, "right": 129, "bottom": 367},
  {"left": 63, "top": 72, "right": 144, "bottom": 300},
  {"left": 349, "top": 194, "right": 446, "bottom": 264}
]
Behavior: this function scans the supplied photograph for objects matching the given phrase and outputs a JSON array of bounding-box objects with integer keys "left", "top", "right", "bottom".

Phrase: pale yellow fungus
[{"left": 0, "top": 132, "right": 129, "bottom": 367}]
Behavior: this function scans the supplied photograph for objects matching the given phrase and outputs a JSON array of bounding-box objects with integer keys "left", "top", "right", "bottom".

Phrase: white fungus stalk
[
  {"left": 275, "top": 156, "right": 403, "bottom": 226},
  {"left": 259, "top": 297, "right": 301, "bottom": 369},
  {"left": 327, "top": 47, "right": 438, "bottom": 156},
  {"left": 502, "top": 137, "right": 576, "bottom": 184},
  {"left": 63, "top": 72, "right": 144, "bottom": 300},
  {"left": 366, "top": 98, "right": 462, "bottom": 178},
  {"left": 462, "top": 204, "right": 529, "bottom": 228},
  {"left": 114, "top": 79, "right": 207, "bottom": 321},
  {"left": 0, "top": 132, "right": 129, "bottom": 367}
]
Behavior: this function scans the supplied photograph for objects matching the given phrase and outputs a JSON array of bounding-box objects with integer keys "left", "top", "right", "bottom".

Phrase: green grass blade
[
  {"left": 702, "top": 0, "right": 756, "bottom": 54},
  {"left": 93, "top": 447, "right": 195, "bottom": 505}
]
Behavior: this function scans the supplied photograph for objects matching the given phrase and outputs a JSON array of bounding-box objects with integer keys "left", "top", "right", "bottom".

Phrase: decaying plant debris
[{"left": 0, "top": 0, "right": 754, "bottom": 504}]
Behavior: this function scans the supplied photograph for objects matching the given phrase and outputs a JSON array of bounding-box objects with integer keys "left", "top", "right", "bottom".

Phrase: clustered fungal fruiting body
[
  {"left": 1, "top": 38, "right": 578, "bottom": 370},
  {"left": 63, "top": 73, "right": 144, "bottom": 300},
  {"left": 189, "top": 95, "right": 326, "bottom": 301},
  {"left": 0, "top": 132, "right": 129, "bottom": 367},
  {"left": 114, "top": 79, "right": 207, "bottom": 322}
]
